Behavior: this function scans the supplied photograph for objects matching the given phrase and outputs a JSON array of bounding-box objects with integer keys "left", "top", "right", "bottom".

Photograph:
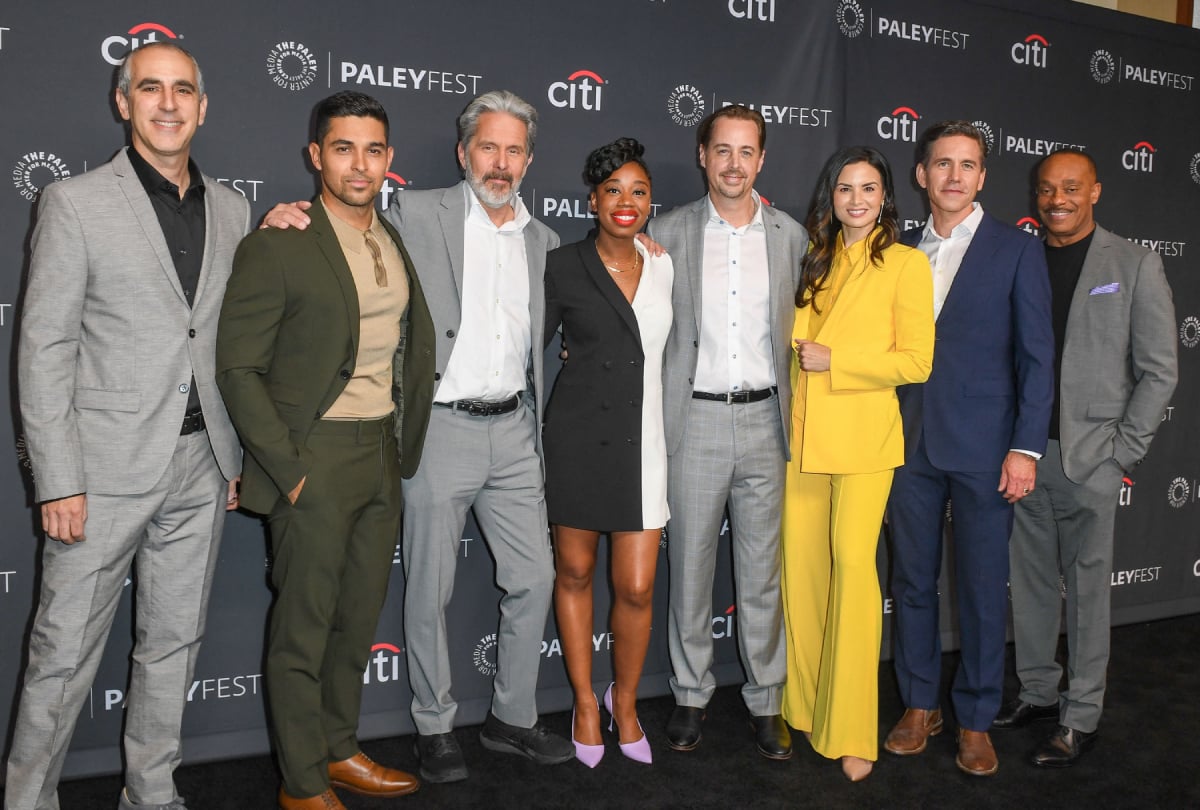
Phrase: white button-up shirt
[
  {"left": 917, "top": 201, "right": 985, "bottom": 320},
  {"left": 434, "top": 185, "right": 532, "bottom": 403}
]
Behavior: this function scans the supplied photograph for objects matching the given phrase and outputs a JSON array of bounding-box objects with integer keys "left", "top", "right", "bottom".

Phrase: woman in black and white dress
[{"left": 543, "top": 138, "right": 672, "bottom": 767}]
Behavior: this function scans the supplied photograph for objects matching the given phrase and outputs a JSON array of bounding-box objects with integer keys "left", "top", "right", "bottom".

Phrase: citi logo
[
  {"left": 380, "top": 171, "right": 407, "bottom": 209},
  {"left": 1122, "top": 141, "right": 1155, "bottom": 173},
  {"left": 101, "top": 22, "right": 178, "bottom": 66},
  {"left": 728, "top": 0, "right": 775, "bottom": 22},
  {"left": 1012, "top": 34, "right": 1049, "bottom": 68},
  {"left": 877, "top": 106, "right": 920, "bottom": 142},
  {"left": 712, "top": 605, "right": 736, "bottom": 639},
  {"left": 548, "top": 70, "right": 604, "bottom": 111},
  {"left": 363, "top": 642, "right": 403, "bottom": 684},
  {"left": 1016, "top": 217, "right": 1040, "bottom": 235},
  {"left": 1119, "top": 476, "right": 1133, "bottom": 507}
]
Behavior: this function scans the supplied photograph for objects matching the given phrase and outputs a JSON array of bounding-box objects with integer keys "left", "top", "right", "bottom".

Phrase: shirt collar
[
  {"left": 126, "top": 145, "right": 205, "bottom": 199},
  {"left": 705, "top": 190, "right": 765, "bottom": 232},
  {"left": 321, "top": 197, "right": 382, "bottom": 254},
  {"left": 463, "top": 182, "right": 531, "bottom": 233},
  {"left": 922, "top": 201, "right": 984, "bottom": 243}
]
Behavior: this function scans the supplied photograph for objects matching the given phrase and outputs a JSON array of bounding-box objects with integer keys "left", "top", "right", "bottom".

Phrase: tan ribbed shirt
[{"left": 323, "top": 201, "right": 410, "bottom": 419}]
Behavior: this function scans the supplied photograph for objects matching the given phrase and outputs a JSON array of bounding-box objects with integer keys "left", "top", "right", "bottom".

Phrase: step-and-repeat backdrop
[{"left": 1, "top": 0, "right": 1197, "bottom": 779}]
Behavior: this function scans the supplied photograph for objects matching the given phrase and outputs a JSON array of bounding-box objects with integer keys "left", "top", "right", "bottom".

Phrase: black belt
[
  {"left": 436, "top": 395, "right": 521, "bottom": 417},
  {"left": 692, "top": 386, "right": 776, "bottom": 405},
  {"left": 180, "top": 408, "right": 206, "bottom": 435}
]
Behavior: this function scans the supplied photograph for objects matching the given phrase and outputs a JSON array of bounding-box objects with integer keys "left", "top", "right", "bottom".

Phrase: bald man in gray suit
[{"left": 8, "top": 43, "right": 247, "bottom": 810}]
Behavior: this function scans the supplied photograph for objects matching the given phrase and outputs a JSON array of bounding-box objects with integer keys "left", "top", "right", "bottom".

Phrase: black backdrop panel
[{"left": 0, "top": 0, "right": 1197, "bottom": 778}]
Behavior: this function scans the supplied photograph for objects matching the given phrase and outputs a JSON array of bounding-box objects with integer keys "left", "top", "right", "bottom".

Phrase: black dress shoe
[
  {"left": 750, "top": 714, "right": 793, "bottom": 760},
  {"left": 1031, "top": 724, "right": 1097, "bottom": 768},
  {"left": 992, "top": 698, "right": 1058, "bottom": 730},
  {"left": 413, "top": 732, "right": 468, "bottom": 783},
  {"left": 666, "top": 705, "right": 705, "bottom": 751}
]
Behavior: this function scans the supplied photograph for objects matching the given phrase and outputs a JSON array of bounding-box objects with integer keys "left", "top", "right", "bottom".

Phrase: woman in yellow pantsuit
[{"left": 781, "top": 146, "right": 934, "bottom": 781}]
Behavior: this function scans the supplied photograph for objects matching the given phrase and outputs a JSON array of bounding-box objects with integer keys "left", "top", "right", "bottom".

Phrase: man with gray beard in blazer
[
  {"left": 992, "top": 149, "right": 1177, "bottom": 767},
  {"left": 647, "top": 105, "right": 805, "bottom": 760},
  {"left": 8, "top": 42, "right": 247, "bottom": 810}
]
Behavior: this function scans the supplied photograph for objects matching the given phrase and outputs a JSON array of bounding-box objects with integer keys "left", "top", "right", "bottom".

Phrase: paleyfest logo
[
  {"left": 836, "top": 0, "right": 866, "bottom": 38},
  {"left": 101, "top": 21, "right": 179, "bottom": 66},
  {"left": 12, "top": 151, "right": 70, "bottom": 201},
  {"left": 267, "top": 41, "right": 318, "bottom": 91},
  {"left": 667, "top": 84, "right": 705, "bottom": 127},
  {"left": 1091, "top": 49, "right": 1117, "bottom": 84}
]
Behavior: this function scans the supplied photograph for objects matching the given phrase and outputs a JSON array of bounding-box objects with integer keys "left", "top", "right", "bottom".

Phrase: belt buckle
[{"left": 725, "top": 392, "right": 735, "bottom": 405}]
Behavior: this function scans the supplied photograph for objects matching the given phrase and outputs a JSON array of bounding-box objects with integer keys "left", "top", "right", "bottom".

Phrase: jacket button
[
  {"left": 446, "top": 329, "right": 456, "bottom": 338},
  {"left": 603, "top": 360, "right": 613, "bottom": 369},
  {"left": 178, "top": 383, "right": 190, "bottom": 393},
  {"left": 601, "top": 400, "right": 611, "bottom": 410},
  {"left": 188, "top": 329, "right": 196, "bottom": 338},
  {"left": 434, "top": 372, "right": 441, "bottom": 381},
  {"left": 693, "top": 340, "right": 698, "bottom": 347},
  {"left": 339, "top": 369, "right": 351, "bottom": 380}
]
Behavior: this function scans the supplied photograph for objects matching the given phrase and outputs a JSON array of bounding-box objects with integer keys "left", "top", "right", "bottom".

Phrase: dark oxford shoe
[
  {"left": 750, "top": 714, "right": 793, "bottom": 760},
  {"left": 1031, "top": 725, "right": 1097, "bottom": 768},
  {"left": 992, "top": 698, "right": 1058, "bottom": 730},
  {"left": 666, "top": 705, "right": 705, "bottom": 751}
]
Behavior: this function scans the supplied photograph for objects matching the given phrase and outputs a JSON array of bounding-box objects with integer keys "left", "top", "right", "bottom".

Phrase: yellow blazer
[{"left": 792, "top": 237, "right": 934, "bottom": 474}]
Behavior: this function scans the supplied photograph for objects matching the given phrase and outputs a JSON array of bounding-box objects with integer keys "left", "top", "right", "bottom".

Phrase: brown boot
[
  {"left": 956, "top": 729, "right": 999, "bottom": 776},
  {"left": 883, "top": 708, "right": 943, "bottom": 755}
]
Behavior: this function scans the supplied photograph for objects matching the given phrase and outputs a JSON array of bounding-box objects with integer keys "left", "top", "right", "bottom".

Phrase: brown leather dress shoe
[
  {"left": 278, "top": 788, "right": 345, "bottom": 809},
  {"left": 956, "top": 729, "right": 999, "bottom": 776},
  {"left": 883, "top": 708, "right": 943, "bottom": 755},
  {"left": 328, "top": 751, "right": 420, "bottom": 797}
]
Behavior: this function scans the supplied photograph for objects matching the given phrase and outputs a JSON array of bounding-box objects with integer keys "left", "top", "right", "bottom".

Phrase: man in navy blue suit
[{"left": 882, "top": 121, "right": 1054, "bottom": 777}]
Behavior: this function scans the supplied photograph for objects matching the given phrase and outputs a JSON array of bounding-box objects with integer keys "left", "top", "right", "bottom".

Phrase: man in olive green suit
[{"left": 216, "top": 92, "right": 434, "bottom": 810}]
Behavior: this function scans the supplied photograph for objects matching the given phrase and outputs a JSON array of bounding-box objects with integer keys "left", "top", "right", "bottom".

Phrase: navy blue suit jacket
[{"left": 896, "top": 212, "right": 1054, "bottom": 473}]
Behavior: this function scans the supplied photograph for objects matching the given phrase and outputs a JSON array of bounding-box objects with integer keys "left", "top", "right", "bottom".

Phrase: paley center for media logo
[
  {"left": 548, "top": 69, "right": 605, "bottom": 111},
  {"left": 473, "top": 633, "right": 498, "bottom": 676},
  {"left": 267, "top": 41, "right": 319, "bottom": 91},
  {"left": 1179, "top": 315, "right": 1200, "bottom": 349},
  {"left": 1090, "top": 48, "right": 1194, "bottom": 90},
  {"left": 1011, "top": 34, "right": 1049, "bottom": 69},
  {"left": 1122, "top": 141, "right": 1155, "bottom": 173},
  {"left": 12, "top": 150, "right": 71, "bottom": 201},
  {"left": 837, "top": 3, "right": 970, "bottom": 49},
  {"left": 1189, "top": 153, "right": 1200, "bottom": 185},
  {"left": 101, "top": 21, "right": 179, "bottom": 65},
  {"left": 666, "top": 84, "right": 706, "bottom": 127},
  {"left": 1167, "top": 476, "right": 1192, "bottom": 509}
]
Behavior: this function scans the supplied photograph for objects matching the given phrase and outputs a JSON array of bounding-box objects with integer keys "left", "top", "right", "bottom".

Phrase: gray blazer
[
  {"left": 648, "top": 196, "right": 806, "bottom": 459},
  {"left": 1058, "top": 224, "right": 1177, "bottom": 482},
  {"left": 382, "top": 181, "right": 560, "bottom": 452},
  {"left": 18, "top": 147, "right": 249, "bottom": 501}
]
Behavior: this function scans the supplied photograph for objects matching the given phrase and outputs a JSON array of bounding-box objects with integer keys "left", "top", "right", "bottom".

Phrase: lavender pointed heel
[
  {"left": 572, "top": 695, "right": 605, "bottom": 768},
  {"left": 603, "top": 682, "right": 652, "bottom": 764}
]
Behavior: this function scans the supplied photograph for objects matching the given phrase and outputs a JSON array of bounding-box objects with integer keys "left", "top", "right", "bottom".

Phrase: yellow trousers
[{"left": 780, "top": 466, "right": 893, "bottom": 761}]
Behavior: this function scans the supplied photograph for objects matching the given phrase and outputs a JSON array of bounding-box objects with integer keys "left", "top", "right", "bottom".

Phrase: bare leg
[
  {"left": 609, "top": 529, "right": 661, "bottom": 743},
  {"left": 553, "top": 525, "right": 602, "bottom": 745}
]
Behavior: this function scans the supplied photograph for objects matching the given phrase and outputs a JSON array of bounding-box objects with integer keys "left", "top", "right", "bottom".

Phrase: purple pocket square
[{"left": 1089, "top": 282, "right": 1120, "bottom": 295}]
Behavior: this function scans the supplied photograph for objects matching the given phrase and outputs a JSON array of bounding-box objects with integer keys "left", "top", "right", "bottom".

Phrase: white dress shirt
[
  {"left": 434, "top": 184, "right": 532, "bottom": 403},
  {"left": 694, "top": 192, "right": 775, "bottom": 395},
  {"left": 917, "top": 202, "right": 985, "bottom": 320}
]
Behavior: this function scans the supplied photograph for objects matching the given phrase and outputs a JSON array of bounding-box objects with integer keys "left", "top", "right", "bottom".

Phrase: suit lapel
[
  {"left": 686, "top": 200, "right": 706, "bottom": 332},
  {"left": 309, "top": 199, "right": 362, "bottom": 356},
  {"left": 439, "top": 184, "right": 467, "bottom": 302},
  {"left": 193, "top": 172, "right": 219, "bottom": 307},
  {"left": 113, "top": 148, "right": 188, "bottom": 306},
  {"left": 582, "top": 239, "right": 642, "bottom": 349},
  {"left": 1067, "top": 226, "right": 1113, "bottom": 340},
  {"left": 939, "top": 212, "right": 999, "bottom": 324},
  {"left": 762, "top": 205, "right": 794, "bottom": 361}
]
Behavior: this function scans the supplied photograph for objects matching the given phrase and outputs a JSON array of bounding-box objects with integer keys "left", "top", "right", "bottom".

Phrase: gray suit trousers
[
  {"left": 4, "top": 432, "right": 227, "bottom": 810},
  {"left": 1009, "top": 439, "right": 1123, "bottom": 733},
  {"left": 666, "top": 395, "right": 787, "bottom": 715},
  {"left": 401, "top": 404, "right": 553, "bottom": 734}
]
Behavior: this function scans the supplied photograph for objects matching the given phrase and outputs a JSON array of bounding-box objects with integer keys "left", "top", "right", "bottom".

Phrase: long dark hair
[{"left": 796, "top": 146, "right": 899, "bottom": 310}]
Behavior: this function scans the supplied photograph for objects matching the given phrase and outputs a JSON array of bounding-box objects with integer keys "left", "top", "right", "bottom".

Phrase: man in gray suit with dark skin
[
  {"left": 992, "top": 149, "right": 1177, "bottom": 766},
  {"left": 646, "top": 105, "right": 805, "bottom": 759},
  {"left": 263, "top": 90, "right": 573, "bottom": 784},
  {"left": 8, "top": 42, "right": 248, "bottom": 810}
]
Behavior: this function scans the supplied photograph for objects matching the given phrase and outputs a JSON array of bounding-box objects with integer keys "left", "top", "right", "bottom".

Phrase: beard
[{"left": 464, "top": 152, "right": 523, "bottom": 209}]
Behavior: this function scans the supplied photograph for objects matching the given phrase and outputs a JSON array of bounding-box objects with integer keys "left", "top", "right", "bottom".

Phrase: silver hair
[
  {"left": 456, "top": 90, "right": 538, "bottom": 154},
  {"left": 117, "top": 41, "right": 205, "bottom": 98}
]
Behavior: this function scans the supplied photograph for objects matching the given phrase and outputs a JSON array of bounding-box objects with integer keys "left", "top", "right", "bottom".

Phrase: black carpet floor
[{"left": 26, "top": 614, "right": 1200, "bottom": 809}]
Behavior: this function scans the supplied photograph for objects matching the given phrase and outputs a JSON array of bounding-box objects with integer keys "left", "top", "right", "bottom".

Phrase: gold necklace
[{"left": 600, "top": 247, "right": 641, "bottom": 274}]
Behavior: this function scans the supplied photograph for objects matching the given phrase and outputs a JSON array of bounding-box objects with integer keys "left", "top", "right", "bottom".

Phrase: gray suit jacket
[
  {"left": 1058, "top": 224, "right": 1177, "bottom": 482},
  {"left": 648, "top": 196, "right": 806, "bottom": 459},
  {"left": 382, "top": 181, "right": 560, "bottom": 453},
  {"left": 18, "top": 147, "right": 249, "bottom": 501}
]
